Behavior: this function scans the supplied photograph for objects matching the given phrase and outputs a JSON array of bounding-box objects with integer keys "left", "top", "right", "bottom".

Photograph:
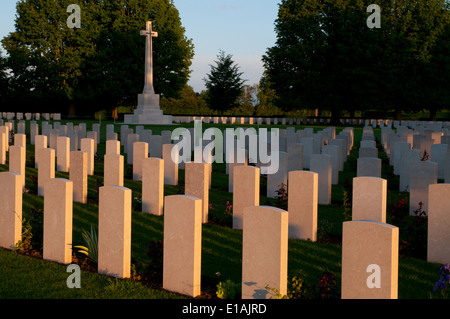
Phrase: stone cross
[{"left": 140, "top": 21, "right": 158, "bottom": 94}]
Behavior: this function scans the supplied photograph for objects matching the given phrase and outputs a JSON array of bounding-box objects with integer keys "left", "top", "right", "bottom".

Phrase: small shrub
[
  {"left": 28, "top": 175, "right": 38, "bottom": 195},
  {"left": 342, "top": 190, "right": 351, "bottom": 221},
  {"left": 73, "top": 225, "right": 99, "bottom": 264},
  {"left": 208, "top": 201, "right": 232, "bottom": 227},
  {"left": 216, "top": 279, "right": 241, "bottom": 299},
  {"left": 26, "top": 153, "right": 35, "bottom": 168},
  {"left": 13, "top": 206, "right": 44, "bottom": 256},
  {"left": 285, "top": 270, "right": 308, "bottom": 299},
  {"left": 13, "top": 217, "right": 33, "bottom": 254},
  {"left": 266, "top": 270, "right": 338, "bottom": 299},
  {"left": 308, "top": 271, "right": 340, "bottom": 299},
  {"left": 390, "top": 196, "right": 408, "bottom": 226},
  {"left": 398, "top": 202, "right": 428, "bottom": 259},
  {"left": 29, "top": 205, "right": 44, "bottom": 252}
]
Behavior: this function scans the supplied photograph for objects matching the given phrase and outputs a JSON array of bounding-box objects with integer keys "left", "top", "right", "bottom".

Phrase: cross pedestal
[{"left": 124, "top": 21, "right": 172, "bottom": 125}]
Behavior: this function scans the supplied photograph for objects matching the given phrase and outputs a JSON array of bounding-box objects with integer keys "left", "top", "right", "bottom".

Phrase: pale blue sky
[{"left": 0, "top": 0, "right": 279, "bottom": 92}]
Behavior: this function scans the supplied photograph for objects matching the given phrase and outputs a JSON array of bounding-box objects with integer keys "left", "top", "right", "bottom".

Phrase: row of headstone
[
  {"left": 356, "top": 126, "right": 381, "bottom": 178},
  {"left": 1, "top": 123, "right": 449, "bottom": 299},
  {"left": 172, "top": 116, "right": 450, "bottom": 128},
  {"left": 1, "top": 112, "right": 61, "bottom": 121},
  {"left": 380, "top": 122, "right": 450, "bottom": 215},
  {"left": 5, "top": 162, "right": 448, "bottom": 299}
]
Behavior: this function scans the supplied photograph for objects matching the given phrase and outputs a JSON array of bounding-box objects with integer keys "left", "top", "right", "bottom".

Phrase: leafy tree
[
  {"left": 203, "top": 50, "right": 246, "bottom": 114},
  {"left": 255, "top": 71, "right": 281, "bottom": 116},
  {"left": 263, "top": 0, "right": 377, "bottom": 120},
  {"left": 0, "top": 50, "right": 10, "bottom": 106},
  {"left": 2, "top": 0, "right": 194, "bottom": 116},
  {"left": 371, "top": 0, "right": 449, "bottom": 119},
  {"left": 415, "top": 5, "right": 450, "bottom": 120},
  {"left": 160, "top": 85, "right": 209, "bottom": 115},
  {"left": 263, "top": 0, "right": 449, "bottom": 121}
]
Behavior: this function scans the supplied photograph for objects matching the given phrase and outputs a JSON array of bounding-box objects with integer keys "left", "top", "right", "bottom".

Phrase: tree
[
  {"left": 263, "top": 0, "right": 449, "bottom": 121},
  {"left": 2, "top": 0, "right": 194, "bottom": 116},
  {"left": 414, "top": 4, "right": 450, "bottom": 120},
  {"left": 203, "top": 50, "right": 246, "bottom": 114},
  {"left": 263, "top": 0, "right": 378, "bottom": 120},
  {"left": 160, "top": 85, "right": 208, "bottom": 115},
  {"left": 0, "top": 50, "right": 10, "bottom": 106},
  {"left": 371, "top": 0, "right": 449, "bottom": 119},
  {"left": 255, "top": 71, "right": 281, "bottom": 116}
]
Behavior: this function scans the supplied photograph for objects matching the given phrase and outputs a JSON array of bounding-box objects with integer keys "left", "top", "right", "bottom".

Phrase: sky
[{"left": 0, "top": 0, "right": 280, "bottom": 93}]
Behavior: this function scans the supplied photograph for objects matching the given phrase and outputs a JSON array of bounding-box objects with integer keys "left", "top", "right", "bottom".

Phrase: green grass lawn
[{"left": 0, "top": 120, "right": 445, "bottom": 299}]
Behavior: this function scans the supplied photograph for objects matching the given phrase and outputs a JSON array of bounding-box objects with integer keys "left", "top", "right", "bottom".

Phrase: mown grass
[{"left": 0, "top": 120, "right": 445, "bottom": 299}]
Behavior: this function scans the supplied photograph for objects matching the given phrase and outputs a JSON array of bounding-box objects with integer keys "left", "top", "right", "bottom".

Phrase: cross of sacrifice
[{"left": 140, "top": 21, "right": 158, "bottom": 94}]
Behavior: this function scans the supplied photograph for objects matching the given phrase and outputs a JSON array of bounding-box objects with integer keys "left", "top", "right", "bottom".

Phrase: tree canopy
[
  {"left": 203, "top": 50, "right": 246, "bottom": 114},
  {"left": 263, "top": 0, "right": 450, "bottom": 120},
  {"left": 2, "top": 0, "right": 194, "bottom": 116}
]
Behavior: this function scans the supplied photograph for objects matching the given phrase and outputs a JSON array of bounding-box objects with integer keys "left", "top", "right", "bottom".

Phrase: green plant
[
  {"left": 390, "top": 196, "right": 408, "bottom": 226},
  {"left": 208, "top": 201, "right": 233, "bottom": 227},
  {"left": 29, "top": 205, "right": 44, "bottom": 252},
  {"left": 398, "top": 202, "right": 428, "bottom": 259},
  {"left": 285, "top": 270, "right": 308, "bottom": 299},
  {"left": 265, "top": 285, "right": 287, "bottom": 299},
  {"left": 342, "top": 190, "right": 351, "bottom": 221},
  {"left": 266, "top": 270, "right": 339, "bottom": 299},
  {"left": 73, "top": 225, "right": 99, "bottom": 264},
  {"left": 216, "top": 279, "right": 241, "bottom": 299},
  {"left": 13, "top": 216, "right": 33, "bottom": 254},
  {"left": 265, "top": 271, "right": 308, "bottom": 299},
  {"left": 28, "top": 175, "right": 38, "bottom": 195},
  {"left": 26, "top": 153, "right": 35, "bottom": 168}
]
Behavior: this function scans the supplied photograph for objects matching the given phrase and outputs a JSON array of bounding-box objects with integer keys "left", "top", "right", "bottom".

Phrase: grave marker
[
  {"left": 80, "top": 138, "right": 95, "bottom": 176},
  {"left": 133, "top": 142, "right": 148, "bottom": 181},
  {"left": 37, "top": 148, "right": 55, "bottom": 197},
  {"left": 185, "top": 162, "right": 209, "bottom": 223},
  {"left": 357, "top": 157, "right": 381, "bottom": 178},
  {"left": 9, "top": 145, "right": 25, "bottom": 190},
  {"left": 0, "top": 172, "right": 22, "bottom": 250},
  {"left": 287, "top": 171, "right": 318, "bottom": 241},
  {"left": 427, "top": 184, "right": 450, "bottom": 265},
  {"left": 142, "top": 158, "right": 164, "bottom": 216},
  {"left": 352, "top": 177, "right": 387, "bottom": 223},
  {"left": 70, "top": 151, "right": 87, "bottom": 204},
  {"left": 43, "top": 178, "right": 73, "bottom": 264},
  {"left": 56, "top": 136, "right": 70, "bottom": 172},
  {"left": 98, "top": 185, "right": 132, "bottom": 279},
  {"left": 104, "top": 154, "right": 124, "bottom": 187},
  {"left": 242, "top": 205, "right": 288, "bottom": 299},
  {"left": 310, "top": 154, "right": 332, "bottom": 205},
  {"left": 163, "top": 195, "right": 202, "bottom": 297},
  {"left": 162, "top": 144, "right": 178, "bottom": 186},
  {"left": 409, "top": 161, "right": 437, "bottom": 215},
  {"left": 233, "top": 165, "right": 260, "bottom": 230},
  {"left": 342, "top": 220, "right": 399, "bottom": 299}
]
